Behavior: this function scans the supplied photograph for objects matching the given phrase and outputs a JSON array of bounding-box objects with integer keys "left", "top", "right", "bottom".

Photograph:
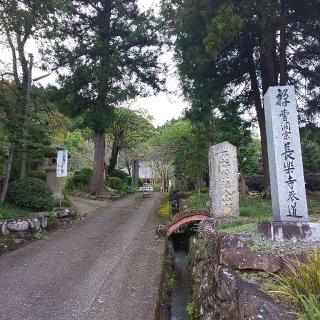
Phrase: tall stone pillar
[{"left": 209, "top": 142, "right": 239, "bottom": 218}]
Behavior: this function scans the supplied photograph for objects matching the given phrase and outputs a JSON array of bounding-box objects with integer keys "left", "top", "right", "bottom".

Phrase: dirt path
[{"left": 0, "top": 193, "right": 165, "bottom": 320}]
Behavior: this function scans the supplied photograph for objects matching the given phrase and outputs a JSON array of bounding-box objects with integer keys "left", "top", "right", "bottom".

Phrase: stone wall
[
  {"left": 155, "top": 239, "right": 174, "bottom": 320},
  {"left": 188, "top": 219, "right": 295, "bottom": 320}
]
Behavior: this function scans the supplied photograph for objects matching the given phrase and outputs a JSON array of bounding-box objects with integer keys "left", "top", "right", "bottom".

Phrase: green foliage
[
  {"left": 28, "top": 170, "right": 46, "bottom": 181},
  {"left": 302, "top": 141, "right": 320, "bottom": 174},
  {"left": 48, "top": 1, "right": 163, "bottom": 133},
  {"left": 299, "top": 295, "right": 320, "bottom": 320},
  {"left": 186, "top": 301, "right": 197, "bottom": 319},
  {"left": 61, "top": 194, "right": 72, "bottom": 208},
  {"left": 8, "top": 178, "right": 54, "bottom": 211},
  {"left": 204, "top": 4, "right": 245, "bottom": 59},
  {"left": 270, "top": 250, "right": 320, "bottom": 319},
  {"left": 33, "top": 231, "right": 48, "bottom": 240},
  {"left": 219, "top": 222, "right": 257, "bottom": 234},
  {"left": 63, "top": 129, "right": 86, "bottom": 155},
  {"left": 108, "top": 177, "right": 123, "bottom": 191},
  {"left": 187, "top": 193, "right": 209, "bottom": 210},
  {"left": 0, "top": 203, "right": 32, "bottom": 219},
  {"left": 215, "top": 103, "right": 259, "bottom": 175},
  {"left": 65, "top": 168, "right": 93, "bottom": 192},
  {"left": 153, "top": 184, "right": 162, "bottom": 192},
  {"left": 159, "top": 202, "right": 172, "bottom": 220},
  {"left": 110, "top": 169, "right": 129, "bottom": 182},
  {"left": 107, "top": 108, "right": 154, "bottom": 173},
  {"left": 120, "top": 185, "right": 137, "bottom": 194},
  {"left": 239, "top": 197, "right": 272, "bottom": 220},
  {"left": 168, "top": 273, "right": 176, "bottom": 290}
]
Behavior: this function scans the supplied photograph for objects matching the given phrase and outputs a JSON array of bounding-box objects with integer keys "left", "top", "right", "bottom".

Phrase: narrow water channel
[{"left": 170, "top": 233, "right": 192, "bottom": 320}]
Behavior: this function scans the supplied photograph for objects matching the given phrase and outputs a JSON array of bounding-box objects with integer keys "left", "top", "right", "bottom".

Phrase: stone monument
[
  {"left": 264, "top": 86, "right": 308, "bottom": 222},
  {"left": 209, "top": 142, "right": 239, "bottom": 218}
]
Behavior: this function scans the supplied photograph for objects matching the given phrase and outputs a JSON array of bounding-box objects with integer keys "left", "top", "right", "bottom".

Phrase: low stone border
[{"left": 0, "top": 207, "right": 77, "bottom": 255}]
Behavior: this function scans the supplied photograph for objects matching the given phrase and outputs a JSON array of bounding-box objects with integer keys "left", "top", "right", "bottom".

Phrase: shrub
[
  {"left": 8, "top": 177, "right": 54, "bottom": 211},
  {"left": 29, "top": 170, "right": 46, "bottom": 181},
  {"left": 109, "top": 177, "right": 123, "bottom": 191},
  {"left": 110, "top": 169, "right": 129, "bottom": 182},
  {"left": 65, "top": 168, "right": 93, "bottom": 191},
  {"left": 121, "top": 185, "right": 137, "bottom": 194},
  {"left": 126, "top": 176, "right": 143, "bottom": 187}
]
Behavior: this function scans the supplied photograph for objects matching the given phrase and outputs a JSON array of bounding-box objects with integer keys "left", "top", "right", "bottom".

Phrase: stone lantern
[{"left": 44, "top": 148, "right": 63, "bottom": 200}]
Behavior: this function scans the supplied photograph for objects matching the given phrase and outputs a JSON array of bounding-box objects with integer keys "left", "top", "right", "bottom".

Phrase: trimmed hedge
[{"left": 8, "top": 177, "right": 54, "bottom": 211}]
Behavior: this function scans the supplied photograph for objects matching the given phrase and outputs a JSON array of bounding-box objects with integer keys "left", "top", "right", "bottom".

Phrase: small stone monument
[
  {"left": 264, "top": 86, "right": 308, "bottom": 222},
  {"left": 209, "top": 142, "right": 239, "bottom": 218}
]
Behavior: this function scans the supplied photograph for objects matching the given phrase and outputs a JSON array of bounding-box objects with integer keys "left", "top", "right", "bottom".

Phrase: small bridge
[{"left": 166, "top": 209, "right": 210, "bottom": 236}]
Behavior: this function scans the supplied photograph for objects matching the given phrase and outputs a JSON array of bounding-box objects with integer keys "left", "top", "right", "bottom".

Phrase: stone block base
[{"left": 258, "top": 221, "right": 320, "bottom": 242}]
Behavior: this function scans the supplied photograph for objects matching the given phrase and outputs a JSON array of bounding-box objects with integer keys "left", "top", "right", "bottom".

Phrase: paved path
[
  {"left": 69, "top": 195, "right": 112, "bottom": 216},
  {"left": 0, "top": 193, "right": 165, "bottom": 320}
]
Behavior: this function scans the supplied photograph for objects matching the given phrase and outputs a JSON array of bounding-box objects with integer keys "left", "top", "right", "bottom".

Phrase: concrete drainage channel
[{"left": 155, "top": 193, "right": 196, "bottom": 320}]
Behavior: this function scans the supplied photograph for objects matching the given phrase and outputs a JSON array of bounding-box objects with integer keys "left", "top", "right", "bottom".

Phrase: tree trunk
[
  {"left": 87, "top": 131, "right": 106, "bottom": 194},
  {"left": 239, "top": 170, "right": 247, "bottom": 196},
  {"left": 19, "top": 54, "right": 33, "bottom": 180},
  {"left": 279, "top": 1, "right": 288, "bottom": 86},
  {"left": 108, "top": 140, "right": 120, "bottom": 174},
  {"left": 0, "top": 143, "right": 15, "bottom": 204},
  {"left": 248, "top": 51, "right": 270, "bottom": 192}
]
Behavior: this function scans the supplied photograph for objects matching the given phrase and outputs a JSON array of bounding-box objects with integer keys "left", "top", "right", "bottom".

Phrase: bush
[
  {"left": 65, "top": 168, "right": 93, "bottom": 191},
  {"left": 110, "top": 169, "right": 129, "bottom": 182},
  {"left": 126, "top": 176, "right": 143, "bottom": 187},
  {"left": 8, "top": 177, "right": 54, "bottom": 211},
  {"left": 121, "top": 185, "right": 137, "bottom": 194},
  {"left": 29, "top": 170, "right": 46, "bottom": 181},
  {"left": 109, "top": 177, "right": 123, "bottom": 191}
]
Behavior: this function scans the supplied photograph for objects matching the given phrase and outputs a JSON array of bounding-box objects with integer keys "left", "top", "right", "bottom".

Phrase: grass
[
  {"left": 159, "top": 202, "right": 172, "bottom": 220},
  {"left": 186, "top": 193, "right": 209, "bottom": 210},
  {"left": 267, "top": 250, "right": 320, "bottom": 319},
  {"left": 308, "top": 199, "right": 320, "bottom": 216},
  {"left": 0, "top": 203, "right": 32, "bottom": 220},
  {"left": 219, "top": 221, "right": 257, "bottom": 233},
  {"left": 186, "top": 192, "right": 320, "bottom": 223},
  {"left": 239, "top": 197, "right": 272, "bottom": 220}
]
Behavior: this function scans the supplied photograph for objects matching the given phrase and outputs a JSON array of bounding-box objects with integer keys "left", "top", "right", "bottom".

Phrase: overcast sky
[{"left": 0, "top": 0, "right": 187, "bottom": 127}]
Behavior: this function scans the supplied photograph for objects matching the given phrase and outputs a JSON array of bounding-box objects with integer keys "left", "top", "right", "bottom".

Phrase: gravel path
[{"left": 0, "top": 193, "right": 165, "bottom": 320}]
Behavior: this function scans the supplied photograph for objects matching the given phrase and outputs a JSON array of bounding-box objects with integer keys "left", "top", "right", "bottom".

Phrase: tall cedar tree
[
  {"left": 47, "top": 0, "right": 163, "bottom": 194},
  {"left": 161, "top": 0, "right": 320, "bottom": 191}
]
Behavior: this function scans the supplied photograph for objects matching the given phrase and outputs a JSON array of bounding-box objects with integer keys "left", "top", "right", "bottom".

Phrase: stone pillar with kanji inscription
[
  {"left": 264, "top": 86, "right": 308, "bottom": 222},
  {"left": 209, "top": 142, "right": 239, "bottom": 218}
]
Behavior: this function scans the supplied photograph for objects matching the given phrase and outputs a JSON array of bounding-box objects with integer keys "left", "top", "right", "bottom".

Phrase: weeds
[
  {"left": 33, "top": 231, "right": 48, "bottom": 240},
  {"left": 186, "top": 301, "right": 197, "bottom": 319},
  {"left": 168, "top": 273, "right": 176, "bottom": 290},
  {"left": 269, "top": 250, "right": 320, "bottom": 319}
]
